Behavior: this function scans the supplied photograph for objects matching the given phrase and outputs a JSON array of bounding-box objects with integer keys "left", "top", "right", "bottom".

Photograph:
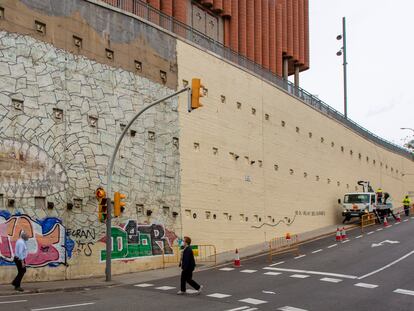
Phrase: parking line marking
[
  {"left": 394, "top": 289, "right": 414, "bottom": 296},
  {"left": 354, "top": 283, "right": 378, "bottom": 289},
  {"left": 320, "top": 277, "right": 342, "bottom": 283},
  {"left": 31, "top": 303, "right": 95, "bottom": 311},
  {"left": 277, "top": 306, "right": 308, "bottom": 311},
  {"left": 208, "top": 293, "right": 231, "bottom": 299},
  {"left": 263, "top": 267, "right": 358, "bottom": 279},
  {"left": 358, "top": 250, "right": 414, "bottom": 279},
  {"left": 294, "top": 255, "right": 306, "bottom": 259},
  {"left": 264, "top": 272, "right": 282, "bottom": 276},
  {"left": 327, "top": 244, "right": 337, "bottom": 248},
  {"left": 134, "top": 283, "right": 153, "bottom": 287},
  {"left": 0, "top": 300, "right": 27, "bottom": 304},
  {"left": 290, "top": 274, "right": 310, "bottom": 279},
  {"left": 312, "top": 249, "right": 323, "bottom": 254},
  {"left": 238, "top": 298, "right": 267, "bottom": 305},
  {"left": 269, "top": 261, "right": 285, "bottom": 266},
  {"left": 355, "top": 235, "right": 363, "bottom": 239},
  {"left": 240, "top": 269, "right": 257, "bottom": 273},
  {"left": 220, "top": 267, "right": 235, "bottom": 271},
  {"left": 155, "top": 286, "right": 176, "bottom": 290}
]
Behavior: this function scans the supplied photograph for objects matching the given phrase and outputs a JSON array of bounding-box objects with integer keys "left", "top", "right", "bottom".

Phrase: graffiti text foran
[{"left": 100, "top": 221, "right": 177, "bottom": 261}]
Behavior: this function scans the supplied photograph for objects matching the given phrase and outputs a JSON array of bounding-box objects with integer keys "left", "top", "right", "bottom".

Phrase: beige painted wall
[{"left": 176, "top": 40, "right": 414, "bottom": 253}]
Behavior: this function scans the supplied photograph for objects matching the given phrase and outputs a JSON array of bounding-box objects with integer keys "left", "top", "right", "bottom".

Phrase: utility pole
[{"left": 337, "top": 17, "right": 348, "bottom": 119}]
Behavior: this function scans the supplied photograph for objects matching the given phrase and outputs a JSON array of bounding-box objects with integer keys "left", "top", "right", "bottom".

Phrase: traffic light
[
  {"left": 190, "top": 78, "right": 204, "bottom": 111},
  {"left": 96, "top": 187, "right": 107, "bottom": 223},
  {"left": 114, "top": 191, "right": 126, "bottom": 217}
]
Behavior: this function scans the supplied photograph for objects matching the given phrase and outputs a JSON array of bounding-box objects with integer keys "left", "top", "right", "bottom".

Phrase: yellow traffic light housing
[
  {"left": 190, "top": 78, "right": 204, "bottom": 111},
  {"left": 114, "top": 191, "right": 126, "bottom": 217},
  {"left": 96, "top": 187, "right": 107, "bottom": 223}
]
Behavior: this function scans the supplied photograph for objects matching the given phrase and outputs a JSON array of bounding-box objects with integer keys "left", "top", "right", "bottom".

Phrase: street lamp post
[
  {"left": 337, "top": 17, "right": 348, "bottom": 119},
  {"left": 401, "top": 127, "right": 414, "bottom": 150}
]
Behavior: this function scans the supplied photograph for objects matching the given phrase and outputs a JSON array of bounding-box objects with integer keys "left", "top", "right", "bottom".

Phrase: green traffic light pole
[{"left": 105, "top": 86, "right": 192, "bottom": 281}]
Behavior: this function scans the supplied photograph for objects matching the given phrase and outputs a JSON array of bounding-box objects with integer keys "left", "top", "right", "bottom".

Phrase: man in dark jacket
[{"left": 177, "top": 236, "right": 202, "bottom": 295}]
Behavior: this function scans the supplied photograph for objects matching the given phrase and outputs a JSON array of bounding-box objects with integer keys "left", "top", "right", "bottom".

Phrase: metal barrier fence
[
  {"left": 97, "top": 0, "right": 413, "bottom": 161},
  {"left": 360, "top": 213, "right": 376, "bottom": 232},
  {"left": 268, "top": 234, "right": 300, "bottom": 262},
  {"left": 162, "top": 244, "right": 217, "bottom": 269}
]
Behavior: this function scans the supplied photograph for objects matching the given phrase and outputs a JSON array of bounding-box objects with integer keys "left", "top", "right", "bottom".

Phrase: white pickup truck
[{"left": 340, "top": 181, "right": 394, "bottom": 223}]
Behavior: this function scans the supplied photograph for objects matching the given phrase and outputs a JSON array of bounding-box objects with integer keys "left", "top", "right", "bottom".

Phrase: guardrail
[
  {"left": 98, "top": 0, "right": 413, "bottom": 161},
  {"left": 268, "top": 234, "right": 300, "bottom": 262},
  {"left": 162, "top": 244, "right": 217, "bottom": 268},
  {"left": 360, "top": 213, "right": 377, "bottom": 232}
]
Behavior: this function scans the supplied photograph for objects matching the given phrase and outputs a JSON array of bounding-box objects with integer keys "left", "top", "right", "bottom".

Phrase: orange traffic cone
[
  {"left": 396, "top": 212, "right": 401, "bottom": 223},
  {"left": 383, "top": 216, "right": 389, "bottom": 227},
  {"left": 336, "top": 228, "right": 342, "bottom": 241},
  {"left": 234, "top": 249, "right": 240, "bottom": 267},
  {"left": 285, "top": 232, "right": 291, "bottom": 240},
  {"left": 341, "top": 227, "right": 347, "bottom": 240}
]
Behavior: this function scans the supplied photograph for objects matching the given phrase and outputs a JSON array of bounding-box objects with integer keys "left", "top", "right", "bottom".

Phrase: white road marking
[
  {"left": 395, "top": 222, "right": 401, "bottom": 225},
  {"left": 371, "top": 240, "right": 400, "bottom": 248},
  {"left": 278, "top": 306, "right": 308, "bottom": 311},
  {"left": 208, "top": 293, "right": 232, "bottom": 298},
  {"left": 312, "top": 249, "right": 323, "bottom": 254},
  {"left": 134, "top": 283, "right": 153, "bottom": 287},
  {"left": 155, "top": 286, "right": 176, "bottom": 290},
  {"left": 225, "top": 307, "right": 252, "bottom": 311},
  {"left": 31, "top": 303, "right": 95, "bottom": 311},
  {"left": 394, "top": 289, "right": 414, "bottom": 296},
  {"left": 327, "top": 244, "right": 337, "bottom": 248},
  {"left": 355, "top": 235, "right": 363, "bottom": 239},
  {"left": 243, "top": 309, "right": 258, "bottom": 311},
  {"left": 240, "top": 269, "right": 257, "bottom": 273},
  {"left": 262, "top": 290, "right": 276, "bottom": 294},
  {"left": 320, "top": 277, "right": 342, "bottom": 283},
  {"left": 269, "top": 261, "right": 285, "bottom": 266},
  {"left": 367, "top": 232, "right": 374, "bottom": 235},
  {"left": 186, "top": 289, "right": 199, "bottom": 294},
  {"left": 294, "top": 255, "right": 306, "bottom": 259},
  {"left": 263, "top": 267, "right": 358, "bottom": 279},
  {"left": 290, "top": 274, "right": 310, "bottom": 279},
  {"left": 0, "top": 300, "right": 27, "bottom": 304},
  {"left": 388, "top": 224, "right": 393, "bottom": 227},
  {"left": 404, "top": 219, "right": 409, "bottom": 222},
  {"left": 376, "top": 228, "right": 383, "bottom": 231},
  {"left": 264, "top": 271, "right": 282, "bottom": 276},
  {"left": 358, "top": 250, "right": 414, "bottom": 279},
  {"left": 411, "top": 217, "right": 414, "bottom": 220},
  {"left": 220, "top": 267, "right": 235, "bottom": 271},
  {"left": 239, "top": 298, "right": 267, "bottom": 305},
  {"left": 354, "top": 283, "right": 378, "bottom": 289},
  {"left": 341, "top": 240, "right": 350, "bottom": 243}
]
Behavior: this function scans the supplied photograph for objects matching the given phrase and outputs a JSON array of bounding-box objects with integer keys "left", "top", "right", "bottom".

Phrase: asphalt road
[{"left": 2, "top": 216, "right": 414, "bottom": 311}]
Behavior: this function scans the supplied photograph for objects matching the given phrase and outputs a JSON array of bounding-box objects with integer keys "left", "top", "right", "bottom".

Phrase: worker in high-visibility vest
[
  {"left": 403, "top": 195, "right": 411, "bottom": 216},
  {"left": 376, "top": 188, "right": 383, "bottom": 204}
]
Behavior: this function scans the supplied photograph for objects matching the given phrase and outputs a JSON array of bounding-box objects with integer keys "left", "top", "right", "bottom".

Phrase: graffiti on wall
[
  {"left": 100, "top": 220, "right": 177, "bottom": 261},
  {"left": 0, "top": 139, "right": 67, "bottom": 198},
  {"left": 0, "top": 211, "right": 74, "bottom": 267},
  {"left": 66, "top": 228, "right": 96, "bottom": 257}
]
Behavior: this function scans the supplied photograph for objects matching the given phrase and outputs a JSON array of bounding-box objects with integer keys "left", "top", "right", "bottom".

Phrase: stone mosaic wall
[{"left": 0, "top": 31, "right": 181, "bottom": 279}]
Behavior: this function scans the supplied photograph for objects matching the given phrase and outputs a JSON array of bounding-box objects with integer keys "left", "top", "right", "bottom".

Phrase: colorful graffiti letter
[
  {"left": 0, "top": 211, "right": 73, "bottom": 267},
  {"left": 100, "top": 220, "right": 176, "bottom": 261}
]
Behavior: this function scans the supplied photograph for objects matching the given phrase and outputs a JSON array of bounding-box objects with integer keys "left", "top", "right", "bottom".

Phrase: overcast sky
[{"left": 300, "top": 0, "right": 414, "bottom": 148}]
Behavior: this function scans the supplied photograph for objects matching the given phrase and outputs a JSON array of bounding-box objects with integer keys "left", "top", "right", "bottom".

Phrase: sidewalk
[{"left": 0, "top": 223, "right": 357, "bottom": 296}]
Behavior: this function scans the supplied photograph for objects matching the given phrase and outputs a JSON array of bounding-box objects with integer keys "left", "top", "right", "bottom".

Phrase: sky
[{"left": 300, "top": 0, "right": 414, "bottom": 148}]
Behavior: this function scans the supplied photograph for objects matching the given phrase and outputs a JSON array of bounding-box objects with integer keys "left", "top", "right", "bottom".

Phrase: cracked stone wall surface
[{"left": 0, "top": 30, "right": 181, "bottom": 281}]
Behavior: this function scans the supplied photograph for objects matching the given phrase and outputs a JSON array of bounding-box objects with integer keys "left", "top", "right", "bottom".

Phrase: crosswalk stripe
[
  {"left": 354, "top": 283, "right": 378, "bottom": 289},
  {"left": 263, "top": 267, "right": 357, "bottom": 279},
  {"left": 155, "top": 286, "right": 176, "bottom": 290},
  {"left": 208, "top": 293, "right": 232, "bottom": 298},
  {"left": 220, "top": 267, "right": 235, "bottom": 271},
  {"left": 290, "top": 274, "right": 310, "bottom": 279},
  {"left": 277, "top": 306, "right": 308, "bottom": 311},
  {"left": 264, "top": 271, "right": 282, "bottom": 276},
  {"left": 327, "top": 244, "right": 337, "bottom": 248},
  {"left": 224, "top": 307, "right": 251, "bottom": 311},
  {"left": 312, "top": 249, "right": 323, "bottom": 254},
  {"left": 294, "top": 255, "right": 306, "bottom": 259},
  {"left": 269, "top": 261, "right": 285, "bottom": 266},
  {"left": 355, "top": 235, "right": 363, "bottom": 239},
  {"left": 320, "top": 277, "right": 342, "bottom": 283},
  {"left": 238, "top": 298, "right": 267, "bottom": 305},
  {"left": 134, "top": 283, "right": 153, "bottom": 287},
  {"left": 394, "top": 289, "right": 414, "bottom": 296},
  {"left": 240, "top": 269, "right": 257, "bottom": 273}
]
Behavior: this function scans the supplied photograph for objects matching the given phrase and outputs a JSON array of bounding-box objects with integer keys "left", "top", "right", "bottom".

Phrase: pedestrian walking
[
  {"left": 177, "top": 236, "right": 202, "bottom": 295},
  {"left": 403, "top": 195, "right": 411, "bottom": 216},
  {"left": 12, "top": 231, "right": 28, "bottom": 291}
]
